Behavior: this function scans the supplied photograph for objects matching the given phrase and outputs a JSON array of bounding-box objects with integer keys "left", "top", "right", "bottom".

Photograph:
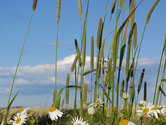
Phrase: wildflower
[
  {"left": 137, "top": 103, "right": 154, "bottom": 118},
  {"left": 89, "top": 98, "right": 104, "bottom": 108},
  {"left": 151, "top": 105, "right": 166, "bottom": 118},
  {"left": 9, "top": 113, "right": 27, "bottom": 125},
  {"left": 138, "top": 100, "right": 147, "bottom": 107},
  {"left": 122, "top": 92, "right": 129, "bottom": 100},
  {"left": 157, "top": 105, "right": 166, "bottom": 115},
  {"left": 48, "top": 106, "right": 63, "bottom": 121},
  {"left": 71, "top": 117, "right": 89, "bottom": 125},
  {"left": 18, "top": 107, "right": 31, "bottom": 116},
  {"left": 119, "top": 119, "right": 136, "bottom": 125},
  {"left": 87, "top": 107, "right": 95, "bottom": 115}
]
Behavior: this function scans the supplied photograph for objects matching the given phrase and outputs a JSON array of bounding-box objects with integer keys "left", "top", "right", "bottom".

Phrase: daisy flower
[
  {"left": 157, "top": 105, "right": 166, "bottom": 115},
  {"left": 9, "top": 113, "right": 27, "bottom": 125},
  {"left": 89, "top": 98, "right": 104, "bottom": 108},
  {"left": 18, "top": 107, "right": 31, "bottom": 116},
  {"left": 119, "top": 119, "right": 136, "bottom": 125},
  {"left": 151, "top": 105, "right": 166, "bottom": 118},
  {"left": 137, "top": 103, "right": 154, "bottom": 118},
  {"left": 48, "top": 106, "right": 63, "bottom": 121},
  {"left": 71, "top": 117, "right": 89, "bottom": 125},
  {"left": 87, "top": 107, "right": 95, "bottom": 115},
  {"left": 122, "top": 92, "right": 129, "bottom": 100}
]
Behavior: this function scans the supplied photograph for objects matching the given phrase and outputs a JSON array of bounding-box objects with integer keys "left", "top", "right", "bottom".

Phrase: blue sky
[{"left": 0, "top": 0, "right": 166, "bottom": 107}]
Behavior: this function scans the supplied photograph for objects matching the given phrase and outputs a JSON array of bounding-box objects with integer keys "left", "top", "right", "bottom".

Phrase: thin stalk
[
  {"left": 156, "top": 58, "right": 166, "bottom": 105},
  {"left": 90, "top": 73, "right": 93, "bottom": 103},
  {"left": 134, "top": 25, "right": 146, "bottom": 107},
  {"left": 80, "top": 66, "right": 84, "bottom": 117},
  {"left": 153, "top": 47, "right": 165, "bottom": 104},
  {"left": 159, "top": 70, "right": 165, "bottom": 105},
  {"left": 54, "top": 22, "right": 59, "bottom": 103},
  {"left": 135, "top": 25, "right": 147, "bottom": 70},
  {"left": 5, "top": 11, "right": 34, "bottom": 125}
]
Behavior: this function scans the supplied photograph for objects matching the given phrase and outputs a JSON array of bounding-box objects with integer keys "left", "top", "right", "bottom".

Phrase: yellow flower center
[
  {"left": 95, "top": 100, "right": 101, "bottom": 105},
  {"left": 143, "top": 108, "right": 149, "bottom": 114},
  {"left": 119, "top": 119, "right": 128, "bottom": 125},
  {"left": 49, "top": 106, "right": 56, "bottom": 112},
  {"left": 151, "top": 105, "right": 157, "bottom": 110},
  {"left": 16, "top": 118, "right": 21, "bottom": 124},
  {"left": 76, "top": 124, "right": 81, "bottom": 125},
  {"left": 19, "top": 108, "right": 25, "bottom": 113}
]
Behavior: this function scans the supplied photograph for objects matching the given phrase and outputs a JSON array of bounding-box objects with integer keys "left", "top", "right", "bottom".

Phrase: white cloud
[
  {"left": 0, "top": 55, "right": 160, "bottom": 85},
  {"left": 0, "top": 88, "right": 10, "bottom": 94},
  {"left": 137, "top": 58, "right": 160, "bottom": 66}
]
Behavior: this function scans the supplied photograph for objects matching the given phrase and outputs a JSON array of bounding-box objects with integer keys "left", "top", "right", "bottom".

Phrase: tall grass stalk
[
  {"left": 156, "top": 59, "right": 166, "bottom": 105},
  {"left": 53, "top": 0, "right": 61, "bottom": 106},
  {"left": 153, "top": 43, "right": 165, "bottom": 104},
  {"left": 5, "top": 10, "right": 35, "bottom": 125}
]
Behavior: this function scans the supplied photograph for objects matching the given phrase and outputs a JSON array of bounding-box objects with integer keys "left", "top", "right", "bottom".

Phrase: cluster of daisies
[
  {"left": 8, "top": 107, "right": 31, "bottom": 125},
  {"left": 4, "top": 98, "right": 166, "bottom": 125},
  {"left": 137, "top": 100, "right": 166, "bottom": 119}
]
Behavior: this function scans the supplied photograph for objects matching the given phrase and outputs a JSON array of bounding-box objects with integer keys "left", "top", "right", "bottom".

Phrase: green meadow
[{"left": 1, "top": 0, "right": 166, "bottom": 125}]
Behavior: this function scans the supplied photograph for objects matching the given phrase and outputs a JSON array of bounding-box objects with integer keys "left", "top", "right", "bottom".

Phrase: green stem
[
  {"left": 54, "top": 22, "right": 59, "bottom": 99},
  {"left": 153, "top": 47, "right": 164, "bottom": 104},
  {"left": 156, "top": 58, "right": 166, "bottom": 105},
  {"left": 5, "top": 11, "right": 34, "bottom": 125}
]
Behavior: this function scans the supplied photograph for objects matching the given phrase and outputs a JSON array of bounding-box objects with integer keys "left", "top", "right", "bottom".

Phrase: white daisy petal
[
  {"left": 48, "top": 106, "right": 63, "bottom": 121},
  {"left": 71, "top": 117, "right": 89, "bottom": 125}
]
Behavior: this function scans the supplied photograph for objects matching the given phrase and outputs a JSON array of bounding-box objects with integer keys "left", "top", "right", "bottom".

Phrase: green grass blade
[
  {"left": 4, "top": 91, "right": 19, "bottom": 125},
  {"left": 133, "top": 23, "right": 137, "bottom": 49},
  {"left": 82, "top": 20, "right": 86, "bottom": 66},
  {"left": 55, "top": 88, "right": 64, "bottom": 108},
  {"left": 65, "top": 73, "right": 70, "bottom": 105},
  {"left": 84, "top": 84, "right": 88, "bottom": 103},
  {"left": 126, "top": 23, "right": 136, "bottom": 75},
  {"left": 90, "top": 36, "right": 94, "bottom": 70},
  {"left": 71, "top": 54, "right": 78, "bottom": 73}
]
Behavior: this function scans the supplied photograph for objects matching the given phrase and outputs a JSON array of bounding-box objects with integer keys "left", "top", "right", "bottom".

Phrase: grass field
[{"left": 1, "top": 0, "right": 166, "bottom": 125}]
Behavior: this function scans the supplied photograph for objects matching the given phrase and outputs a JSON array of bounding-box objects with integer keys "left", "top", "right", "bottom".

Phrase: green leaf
[
  {"left": 7, "top": 91, "right": 19, "bottom": 110},
  {"left": 66, "top": 85, "right": 81, "bottom": 89},
  {"left": 55, "top": 88, "right": 64, "bottom": 108}
]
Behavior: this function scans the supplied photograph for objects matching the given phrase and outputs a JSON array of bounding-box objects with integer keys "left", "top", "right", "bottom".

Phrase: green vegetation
[{"left": 1, "top": 0, "right": 166, "bottom": 125}]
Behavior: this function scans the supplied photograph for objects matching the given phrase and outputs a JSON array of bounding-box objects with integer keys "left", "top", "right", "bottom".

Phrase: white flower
[
  {"left": 119, "top": 119, "right": 136, "bottom": 125},
  {"left": 137, "top": 103, "right": 154, "bottom": 118},
  {"left": 151, "top": 105, "right": 166, "bottom": 118},
  {"left": 87, "top": 107, "right": 95, "bottom": 115},
  {"left": 158, "top": 105, "right": 166, "bottom": 115},
  {"left": 9, "top": 113, "right": 27, "bottom": 125},
  {"left": 71, "top": 117, "right": 89, "bottom": 125},
  {"left": 48, "top": 106, "right": 63, "bottom": 121},
  {"left": 122, "top": 92, "right": 129, "bottom": 100},
  {"left": 89, "top": 98, "right": 104, "bottom": 108},
  {"left": 18, "top": 107, "right": 31, "bottom": 116},
  {"left": 138, "top": 100, "right": 147, "bottom": 107}
]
